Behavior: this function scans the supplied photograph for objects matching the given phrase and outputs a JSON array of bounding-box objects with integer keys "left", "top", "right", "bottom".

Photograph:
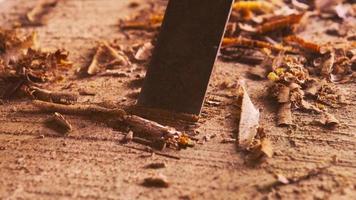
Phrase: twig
[
  {"left": 29, "top": 86, "right": 78, "bottom": 104},
  {"left": 32, "top": 100, "right": 126, "bottom": 118}
]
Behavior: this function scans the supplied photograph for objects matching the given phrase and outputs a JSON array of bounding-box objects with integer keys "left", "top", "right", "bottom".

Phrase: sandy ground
[{"left": 0, "top": 0, "right": 355, "bottom": 199}]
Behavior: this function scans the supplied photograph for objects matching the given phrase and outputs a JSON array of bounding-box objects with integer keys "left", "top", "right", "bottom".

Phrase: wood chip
[
  {"left": 276, "top": 174, "right": 290, "bottom": 184},
  {"left": 277, "top": 85, "right": 290, "bottom": 103},
  {"left": 121, "top": 131, "right": 134, "bottom": 143},
  {"left": 247, "top": 66, "right": 267, "bottom": 80},
  {"left": 221, "top": 138, "right": 236, "bottom": 143},
  {"left": 247, "top": 129, "right": 273, "bottom": 162},
  {"left": 48, "top": 112, "right": 72, "bottom": 134},
  {"left": 87, "top": 41, "right": 130, "bottom": 75},
  {"left": 257, "top": 14, "right": 304, "bottom": 34},
  {"left": 134, "top": 42, "right": 154, "bottom": 62},
  {"left": 321, "top": 112, "right": 339, "bottom": 128},
  {"left": 144, "top": 162, "right": 166, "bottom": 169},
  {"left": 237, "top": 82, "right": 260, "bottom": 148},
  {"left": 277, "top": 103, "right": 293, "bottom": 126},
  {"left": 142, "top": 175, "right": 169, "bottom": 188},
  {"left": 78, "top": 88, "right": 96, "bottom": 96}
]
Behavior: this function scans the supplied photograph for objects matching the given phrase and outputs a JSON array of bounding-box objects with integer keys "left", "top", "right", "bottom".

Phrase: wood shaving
[
  {"left": 87, "top": 41, "right": 130, "bottom": 75},
  {"left": 236, "top": 82, "right": 260, "bottom": 148},
  {"left": 277, "top": 103, "right": 293, "bottom": 126},
  {"left": 29, "top": 86, "right": 78, "bottom": 104},
  {"left": 142, "top": 174, "right": 169, "bottom": 188},
  {"left": 144, "top": 162, "right": 166, "bottom": 169},
  {"left": 47, "top": 112, "right": 72, "bottom": 134}
]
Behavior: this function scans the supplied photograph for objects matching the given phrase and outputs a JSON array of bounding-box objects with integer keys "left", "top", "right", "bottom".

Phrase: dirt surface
[{"left": 0, "top": 0, "right": 356, "bottom": 199}]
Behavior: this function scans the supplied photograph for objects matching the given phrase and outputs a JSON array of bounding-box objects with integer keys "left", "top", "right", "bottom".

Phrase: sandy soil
[{"left": 0, "top": 0, "right": 355, "bottom": 199}]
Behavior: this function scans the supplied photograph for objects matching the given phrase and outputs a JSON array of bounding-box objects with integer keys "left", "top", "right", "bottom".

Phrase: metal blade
[{"left": 138, "top": 0, "right": 234, "bottom": 115}]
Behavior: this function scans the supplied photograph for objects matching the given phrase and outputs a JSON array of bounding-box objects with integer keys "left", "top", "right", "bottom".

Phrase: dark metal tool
[{"left": 138, "top": 0, "right": 234, "bottom": 115}]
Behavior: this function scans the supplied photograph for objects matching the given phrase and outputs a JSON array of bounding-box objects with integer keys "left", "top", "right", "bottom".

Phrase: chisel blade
[{"left": 138, "top": 0, "right": 234, "bottom": 115}]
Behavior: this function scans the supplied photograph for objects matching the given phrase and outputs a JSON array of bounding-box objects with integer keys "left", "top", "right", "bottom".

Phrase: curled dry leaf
[{"left": 236, "top": 82, "right": 260, "bottom": 148}]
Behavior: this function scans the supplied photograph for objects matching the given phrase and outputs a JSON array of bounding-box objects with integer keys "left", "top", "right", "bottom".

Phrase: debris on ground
[
  {"left": 142, "top": 174, "right": 169, "bottom": 188},
  {"left": 236, "top": 81, "right": 260, "bottom": 149},
  {"left": 144, "top": 162, "right": 166, "bottom": 169},
  {"left": 0, "top": 28, "right": 72, "bottom": 99},
  {"left": 245, "top": 127, "right": 273, "bottom": 164},
  {"left": 32, "top": 100, "right": 195, "bottom": 150},
  {"left": 29, "top": 86, "right": 78, "bottom": 104},
  {"left": 46, "top": 112, "right": 72, "bottom": 134},
  {"left": 24, "top": 0, "right": 59, "bottom": 26},
  {"left": 86, "top": 41, "right": 130, "bottom": 75}
]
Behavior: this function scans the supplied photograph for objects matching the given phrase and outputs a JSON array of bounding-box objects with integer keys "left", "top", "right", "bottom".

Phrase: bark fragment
[{"left": 277, "top": 103, "right": 293, "bottom": 126}]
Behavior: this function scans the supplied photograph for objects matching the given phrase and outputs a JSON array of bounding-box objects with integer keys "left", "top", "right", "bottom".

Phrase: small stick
[
  {"left": 31, "top": 101, "right": 189, "bottom": 148},
  {"left": 29, "top": 86, "right": 78, "bottom": 104},
  {"left": 32, "top": 100, "right": 126, "bottom": 118}
]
